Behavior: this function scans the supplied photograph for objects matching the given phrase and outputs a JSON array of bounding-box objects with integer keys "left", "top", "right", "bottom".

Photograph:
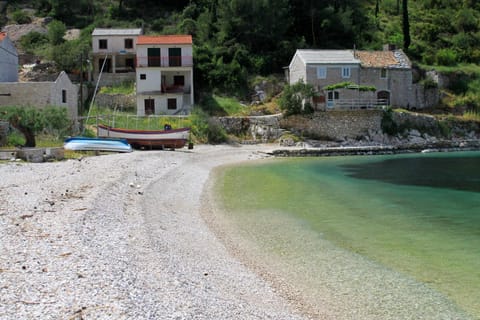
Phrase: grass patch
[
  {"left": 419, "top": 63, "right": 480, "bottom": 75},
  {"left": 98, "top": 81, "right": 135, "bottom": 95},
  {"left": 463, "top": 111, "right": 480, "bottom": 121}
]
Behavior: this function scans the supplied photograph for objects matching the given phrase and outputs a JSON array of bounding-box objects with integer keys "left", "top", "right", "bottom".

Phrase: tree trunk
[
  {"left": 402, "top": 0, "right": 410, "bottom": 50},
  {"left": 10, "top": 122, "right": 36, "bottom": 147}
]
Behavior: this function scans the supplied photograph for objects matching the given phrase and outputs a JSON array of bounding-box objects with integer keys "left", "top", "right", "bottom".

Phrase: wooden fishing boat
[
  {"left": 64, "top": 137, "right": 133, "bottom": 153},
  {"left": 97, "top": 124, "right": 190, "bottom": 149}
]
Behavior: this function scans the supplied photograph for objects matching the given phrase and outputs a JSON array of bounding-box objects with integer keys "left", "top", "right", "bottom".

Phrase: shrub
[
  {"left": 436, "top": 48, "right": 458, "bottom": 66},
  {"left": 278, "top": 80, "right": 315, "bottom": 116},
  {"left": 19, "top": 31, "right": 49, "bottom": 54},
  {"left": 381, "top": 107, "right": 399, "bottom": 135},
  {"left": 11, "top": 9, "right": 32, "bottom": 24},
  {"left": 190, "top": 108, "right": 227, "bottom": 144},
  {"left": 47, "top": 20, "right": 66, "bottom": 46}
]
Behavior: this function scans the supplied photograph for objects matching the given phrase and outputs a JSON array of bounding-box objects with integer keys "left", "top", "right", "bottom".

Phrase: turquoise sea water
[{"left": 217, "top": 151, "right": 480, "bottom": 318}]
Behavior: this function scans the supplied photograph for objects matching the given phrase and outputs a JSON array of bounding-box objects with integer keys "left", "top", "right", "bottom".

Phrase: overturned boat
[{"left": 64, "top": 137, "right": 133, "bottom": 153}]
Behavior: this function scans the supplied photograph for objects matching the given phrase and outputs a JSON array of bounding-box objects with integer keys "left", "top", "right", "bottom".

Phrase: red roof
[
  {"left": 137, "top": 35, "right": 192, "bottom": 45},
  {"left": 0, "top": 32, "right": 6, "bottom": 41}
]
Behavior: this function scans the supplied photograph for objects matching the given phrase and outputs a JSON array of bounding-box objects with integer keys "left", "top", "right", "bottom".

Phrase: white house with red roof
[
  {"left": 0, "top": 32, "right": 19, "bottom": 82},
  {"left": 135, "top": 35, "right": 194, "bottom": 115}
]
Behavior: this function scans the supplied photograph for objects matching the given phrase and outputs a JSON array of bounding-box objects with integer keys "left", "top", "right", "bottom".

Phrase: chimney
[{"left": 383, "top": 44, "right": 397, "bottom": 51}]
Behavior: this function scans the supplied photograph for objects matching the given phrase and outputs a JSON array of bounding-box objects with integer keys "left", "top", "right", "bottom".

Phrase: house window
[
  {"left": 148, "top": 48, "right": 161, "bottom": 67},
  {"left": 99, "top": 39, "right": 107, "bottom": 49},
  {"left": 62, "top": 90, "right": 67, "bottom": 103},
  {"left": 124, "top": 38, "right": 133, "bottom": 49},
  {"left": 167, "top": 98, "right": 177, "bottom": 110},
  {"left": 168, "top": 48, "right": 182, "bottom": 67},
  {"left": 342, "top": 67, "right": 351, "bottom": 78},
  {"left": 327, "top": 91, "right": 339, "bottom": 100},
  {"left": 381, "top": 68, "right": 388, "bottom": 79},
  {"left": 174, "top": 75, "right": 184, "bottom": 86},
  {"left": 317, "top": 67, "right": 327, "bottom": 79},
  {"left": 140, "top": 74, "right": 146, "bottom": 80},
  {"left": 145, "top": 99, "right": 155, "bottom": 115},
  {"left": 126, "top": 58, "right": 134, "bottom": 70}
]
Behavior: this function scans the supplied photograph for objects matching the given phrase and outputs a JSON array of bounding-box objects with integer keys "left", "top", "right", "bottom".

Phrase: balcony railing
[
  {"left": 327, "top": 99, "right": 389, "bottom": 109},
  {"left": 136, "top": 56, "right": 193, "bottom": 68}
]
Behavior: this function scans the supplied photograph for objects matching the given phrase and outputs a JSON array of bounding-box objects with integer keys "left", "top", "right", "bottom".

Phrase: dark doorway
[
  {"left": 145, "top": 99, "right": 155, "bottom": 115},
  {"left": 377, "top": 91, "right": 390, "bottom": 105}
]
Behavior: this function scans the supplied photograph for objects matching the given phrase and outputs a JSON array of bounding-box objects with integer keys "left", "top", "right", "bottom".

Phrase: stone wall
[
  {"left": 280, "top": 110, "right": 383, "bottom": 141},
  {"left": 218, "top": 110, "right": 479, "bottom": 145},
  {"left": 217, "top": 114, "right": 284, "bottom": 142},
  {"left": 95, "top": 93, "right": 136, "bottom": 111}
]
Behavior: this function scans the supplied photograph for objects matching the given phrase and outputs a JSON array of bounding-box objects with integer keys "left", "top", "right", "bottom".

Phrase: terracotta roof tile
[
  {"left": 137, "top": 35, "right": 192, "bottom": 45},
  {"left": 355, "top": 50, "right": 411, "bottom": 68}
]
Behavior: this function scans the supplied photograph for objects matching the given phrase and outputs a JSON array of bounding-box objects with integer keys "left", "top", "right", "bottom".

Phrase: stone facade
[
  {"left": 280, "top": 110, "right": 383, "bottom": 141},
  {"left": 0, "top": 71, "right": 78, "bottom": 119},
  {"left": 287, "top": 49, "right": 433, "bottom": 110}
]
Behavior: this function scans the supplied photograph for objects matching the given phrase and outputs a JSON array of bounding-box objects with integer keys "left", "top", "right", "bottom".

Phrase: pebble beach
[{"left": 0, "top": 144, "right": 474, "bottom": 319}]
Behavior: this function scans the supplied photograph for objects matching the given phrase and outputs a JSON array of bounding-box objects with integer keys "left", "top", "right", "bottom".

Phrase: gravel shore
[{"left": 0, "top": 144, "right": 474, "bottom": 319}]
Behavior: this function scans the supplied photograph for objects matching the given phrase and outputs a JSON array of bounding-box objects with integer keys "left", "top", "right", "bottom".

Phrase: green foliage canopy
[
  {"left": 279, "top": 81, "right": 315, "bottom": 116},
  {"left": 0, "top": 106, "right": 71, "bottom": 147}
]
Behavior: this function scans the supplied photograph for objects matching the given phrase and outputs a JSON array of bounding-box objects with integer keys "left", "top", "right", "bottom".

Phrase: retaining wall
[{"left": 280, "top": 110, "right": 383, "bottom": 141}]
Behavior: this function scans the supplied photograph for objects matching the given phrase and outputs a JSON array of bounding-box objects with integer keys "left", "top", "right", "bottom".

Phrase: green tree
[
  {"left": 278, "top": 81, "right": 315, "bottom": 116},
  {"left": 0, "top": 106, "right": 46, "bottom": 147},
  {"left": 47, "top": 20, "right": 66, "bottom": 46},
  {"left": 0, "top": 106, "right": 71, "bottom": 147}
]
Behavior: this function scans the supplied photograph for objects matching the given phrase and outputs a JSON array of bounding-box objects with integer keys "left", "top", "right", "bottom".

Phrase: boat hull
[
  {"left": 97, "top": 124, "right": 190, "bottom": 149},
  {"left": 64, "top": 137, "right": 133, "bottom": 153}
]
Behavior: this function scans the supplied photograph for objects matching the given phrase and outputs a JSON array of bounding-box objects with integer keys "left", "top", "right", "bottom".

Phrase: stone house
[
  {"left": 135, "top": 35, "right": 194, "bottom": 116},
  {"left": 91, "top": 28, "right": 143, "bottom": 86},
  {"left": 287, "top": 46, "right": 415, "bottom": 110},
  {"left": 0, "top": 32, "right": 19, "bottom": 82},
  {"left": 0, "top": 71, "right": 78, "bottom": 120}
]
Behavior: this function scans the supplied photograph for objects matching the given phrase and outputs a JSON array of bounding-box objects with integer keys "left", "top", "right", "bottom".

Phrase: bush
[
  {"left": 19, "top": 31, "right": 49, "bottom": 54},
  {"left": 190, "top": 108, "right": 227, "bottom": 144},
  {"left": 278, "top": 80, "right": 315, "bottom": 116},
  {"left": 11, "top": 9, "right": 32, "bottom": 24},
  {"left": 436, "top": 48, "right": 458, "bottom": 66},
  {"left": 47, "top": 20, "right": 66, "bottom": 46},
  {"left": 381, "top": 108, "right": 400, "bottom": 135}
]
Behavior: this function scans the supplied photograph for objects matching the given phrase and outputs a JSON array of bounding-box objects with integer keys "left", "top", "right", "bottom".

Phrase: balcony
[
  {"left": 136, "top": 56, "right": 193, "bottom": 68},
  {"left": 138, "top": 85, "right": 191, "bottom": 96}
]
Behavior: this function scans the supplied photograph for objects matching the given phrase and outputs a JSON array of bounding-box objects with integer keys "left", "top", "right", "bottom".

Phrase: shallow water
[{"left": 217, "top": 151, "right": 480, "bottom": 318}]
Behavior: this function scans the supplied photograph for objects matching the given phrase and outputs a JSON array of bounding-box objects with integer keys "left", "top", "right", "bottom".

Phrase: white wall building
[
  {"left": 0, "top": 32, "right": 19, "bottom": 82},
  {"left": 91, "top": 28, "right": 143, "bottom": 86},
  {"left": 135, "top": 35, "right": 194, "bottom": 116}
]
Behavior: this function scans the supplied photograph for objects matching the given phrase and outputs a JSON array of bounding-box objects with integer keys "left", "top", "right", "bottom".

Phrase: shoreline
[
  {"left": 269, "top": 139, "right": 480, "bottom": 157},
  {"left": 200, "top": 151, "right": 476, "bottom": 320}
]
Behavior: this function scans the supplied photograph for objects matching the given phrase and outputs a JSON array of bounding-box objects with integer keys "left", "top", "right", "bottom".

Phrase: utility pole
[{"left": 80, "top": 52, "right": 83, "bottom": 115}]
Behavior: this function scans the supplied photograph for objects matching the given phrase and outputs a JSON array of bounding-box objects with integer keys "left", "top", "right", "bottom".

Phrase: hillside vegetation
[{"left": 1, "top": 0, "right": 480, "bottom": 113}]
